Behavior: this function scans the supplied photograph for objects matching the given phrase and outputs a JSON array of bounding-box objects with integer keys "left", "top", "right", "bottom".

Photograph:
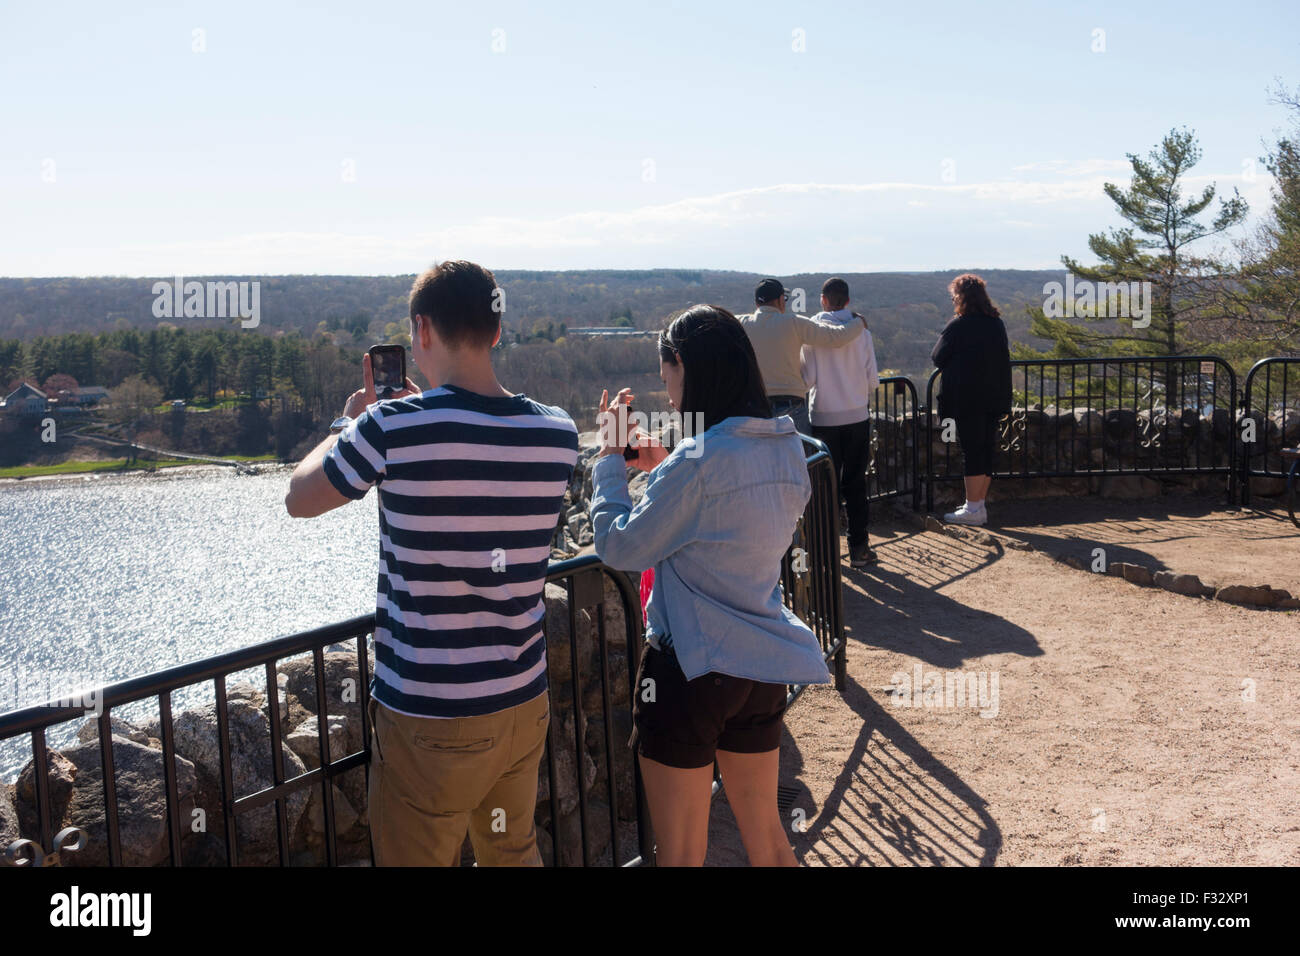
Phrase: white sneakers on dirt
[{"left": 943, "top": 501, "right": 988, "bottom": 526}]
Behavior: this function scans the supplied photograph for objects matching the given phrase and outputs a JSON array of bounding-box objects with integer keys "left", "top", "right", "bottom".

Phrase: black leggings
[{"left": 957, "top": 413, "right": 1001, "bottom": 477}]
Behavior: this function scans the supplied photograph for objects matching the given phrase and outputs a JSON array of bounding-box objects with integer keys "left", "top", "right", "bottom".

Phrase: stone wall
[{"left": 536, "top": 572, "right": 640, "bottom": 866}]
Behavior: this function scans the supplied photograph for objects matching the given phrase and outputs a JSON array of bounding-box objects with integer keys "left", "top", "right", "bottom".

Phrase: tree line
[
  {"left": 0, "top": 321, "right": 674, "bottom": 463},
  {"left": 1, "top": 327, "right": 360, "bottom": 422}
]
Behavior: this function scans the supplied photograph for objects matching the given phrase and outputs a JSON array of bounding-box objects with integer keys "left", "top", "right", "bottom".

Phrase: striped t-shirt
[{"left": 322, "top": 384, "right": 579, "bottom": 718}]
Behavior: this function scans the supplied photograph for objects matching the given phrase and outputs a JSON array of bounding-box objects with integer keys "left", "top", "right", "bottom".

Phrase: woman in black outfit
[{"left": 929, "top": 273, "right": 1013, "bottom": 526}]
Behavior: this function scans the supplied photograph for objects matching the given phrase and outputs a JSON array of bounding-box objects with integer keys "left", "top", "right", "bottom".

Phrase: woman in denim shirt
[{"left": 590, "top": 304, "right": 831, "bottom": 866}]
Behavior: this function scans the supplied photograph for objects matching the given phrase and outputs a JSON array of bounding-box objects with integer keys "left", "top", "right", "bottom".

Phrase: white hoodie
[{"left": 799, "top": 308, "right": 880, "bottom": 427}]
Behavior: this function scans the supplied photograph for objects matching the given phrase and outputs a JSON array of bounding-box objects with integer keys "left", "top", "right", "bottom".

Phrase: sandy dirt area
[
  {"left": 990, "top": 495, "right": 1300, "bottom": 596},
  {"left": 703, "top": 502, "right": 1299, "bottom": 866}
]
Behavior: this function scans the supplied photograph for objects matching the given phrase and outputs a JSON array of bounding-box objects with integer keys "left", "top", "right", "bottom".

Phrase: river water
[{"left": 0, "top": 466, "right": 381, "bottom": 780}]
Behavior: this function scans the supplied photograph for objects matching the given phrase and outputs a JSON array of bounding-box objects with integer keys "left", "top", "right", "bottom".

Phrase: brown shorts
[{"left": 629, "top": 642, "right": 789, "bottom": 769}]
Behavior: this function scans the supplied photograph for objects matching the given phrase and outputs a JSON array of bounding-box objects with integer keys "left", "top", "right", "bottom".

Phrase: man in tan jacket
[{"left": 740, "top": 277, "right": 868, "bottom": 433}]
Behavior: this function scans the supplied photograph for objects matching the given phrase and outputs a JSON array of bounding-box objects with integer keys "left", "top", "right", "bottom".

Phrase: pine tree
[
  {"left": 1232, "top": 81, "right": 1300, "bottom": 351},
  {"left": 1027, "top": 128, "right": 1247, "bottom": 358}
]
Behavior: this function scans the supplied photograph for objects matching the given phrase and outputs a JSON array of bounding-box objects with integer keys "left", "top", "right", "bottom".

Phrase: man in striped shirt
[{"left": 285, "top": 260, "right": 579, "bottom": 866}]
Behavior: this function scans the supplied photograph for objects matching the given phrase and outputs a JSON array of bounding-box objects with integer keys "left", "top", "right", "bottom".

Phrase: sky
[{"left": 1, "top": 0, "right": 1297, "bottom": 277}]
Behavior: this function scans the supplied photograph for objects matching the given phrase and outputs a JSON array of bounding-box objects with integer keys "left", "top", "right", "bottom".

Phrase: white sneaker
[{"left": 943, "top": 502, "right": 987, "bottom": 526}]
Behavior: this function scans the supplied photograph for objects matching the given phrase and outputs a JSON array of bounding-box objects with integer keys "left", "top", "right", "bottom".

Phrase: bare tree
[{"left": 107, "top": 375, "right": 163, "bottom": 463}]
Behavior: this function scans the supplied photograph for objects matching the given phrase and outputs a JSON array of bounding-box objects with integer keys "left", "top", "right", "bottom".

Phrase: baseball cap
[{"left": 755, "top": 278, "right": 785, "bottom": 304}]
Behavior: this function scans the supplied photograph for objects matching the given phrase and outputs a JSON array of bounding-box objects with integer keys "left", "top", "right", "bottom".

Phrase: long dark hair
[
  {"left": 658, "top": 304, "right": 772, "bottom": 431},
  {"left": 948, "top": 273, "right": 1001, "bottom": 319}
]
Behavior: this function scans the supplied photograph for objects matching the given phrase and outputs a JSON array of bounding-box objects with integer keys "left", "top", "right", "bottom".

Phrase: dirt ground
[
  {"left": 703, "top": 498, "right": 1300, "bottom": 866},
  {"left": 992, "top": 495, "right": 1300, "bottom": 595}
]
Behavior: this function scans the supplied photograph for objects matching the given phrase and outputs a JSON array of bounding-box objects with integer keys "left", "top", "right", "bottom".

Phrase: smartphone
[
  {"left": 622, "top": 401, "right": 639, "bottom": 461},
  {"left": 369, "top": 345, "right": 406, "bottom": 399}
]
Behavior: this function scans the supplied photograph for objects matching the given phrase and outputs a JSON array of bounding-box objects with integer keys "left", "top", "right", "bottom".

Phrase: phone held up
[
  {"left": 621, "top": 399, "right": 639, "bottom": 461},
  {"left": 368, "top": 345, "right": 406, "bottom": 399}
]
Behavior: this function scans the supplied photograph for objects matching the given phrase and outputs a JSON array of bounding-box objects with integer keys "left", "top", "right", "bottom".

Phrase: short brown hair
[
  {"left": 948, "top": 273, "right": 1000, "bottom": 319},
  {"left": 821, "top": 277, "right": 850, "bottom": 310},
  {"left": 409, "top": 260, "right": 501, "bottom": 350}
]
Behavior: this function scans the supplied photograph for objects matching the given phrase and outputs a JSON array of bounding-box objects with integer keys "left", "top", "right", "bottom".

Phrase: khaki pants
[{"left": 367, "top": 690, "right": 550, "bottom": 866}]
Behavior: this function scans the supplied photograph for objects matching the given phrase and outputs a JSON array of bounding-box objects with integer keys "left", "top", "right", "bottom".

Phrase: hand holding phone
[
  {"left": 626, "top": 426, "right": 669, "bottom": 471},
  {"left": 622, "top": 399, "right": 639, "bottom": 461},
  {"left": 597, "top": 388, "right": 634, "bottom": 458},
  {"left": 342, "top": 349, "right": 419, "bottom": 420},
  {"left": 369, "top": 345, "right": 406, "bottom": 398}
]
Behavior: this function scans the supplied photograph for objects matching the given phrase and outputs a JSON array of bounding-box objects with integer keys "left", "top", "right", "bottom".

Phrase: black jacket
[{"left": 930, "top": 312, "right": 1013, "bottom": 419}]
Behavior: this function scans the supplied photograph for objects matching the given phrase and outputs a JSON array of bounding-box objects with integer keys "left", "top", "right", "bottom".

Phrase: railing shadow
[
  {"left": 842, "top": 531, "right": 1042, "bottom": 669},
  {"left": 870, "top": 527, "right": 1003, "bottom": 590},
  {"left": 993, "top": 527, "right": 1172, "bottom": 573},
  {"left": 788, "top": 674, "right": 1000, "bottom": 866},
  {"left": 987, "top": 497, "right": 1300, "bottom": 588}
]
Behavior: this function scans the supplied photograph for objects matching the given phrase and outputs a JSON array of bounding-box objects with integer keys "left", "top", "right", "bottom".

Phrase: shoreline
[{"left": 0, "top": 459, "right": 289, "bottom": 489}]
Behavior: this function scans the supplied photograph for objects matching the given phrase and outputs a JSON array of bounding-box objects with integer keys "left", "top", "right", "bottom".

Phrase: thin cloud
[
  {"left": 74, "top": 167, "right": 1278, "bottom": 275},
  {"left": 1011, "top": 159, "right": 1133, "bottom": 176}
]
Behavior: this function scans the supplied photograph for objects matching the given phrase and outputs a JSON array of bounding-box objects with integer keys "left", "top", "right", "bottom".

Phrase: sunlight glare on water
[{"left": 0, "top": 466, "right": 382, "bottom": 780}]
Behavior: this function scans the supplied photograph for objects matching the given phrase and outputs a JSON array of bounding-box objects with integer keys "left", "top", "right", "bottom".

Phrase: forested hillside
[
  {"left": 0, "top": 269, "right": 1061, "bottom": 381},
  {"left": 0, "top": 268, "right": 1066, "bottom": 467}
]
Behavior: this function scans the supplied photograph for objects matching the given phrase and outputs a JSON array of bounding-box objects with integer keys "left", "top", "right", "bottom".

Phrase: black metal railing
[
  {"left": 923, "top": 356, "right": 1238, "bottom": 512},
  {"left": 0, "top": 556, "right": 651, "bottom": 868},
  {"left": 869, "top": 376, "right": 921, "bottom": 510},
  {"left": 537, "top": 557, "right": 651, "bottom": 868},
  {"left": 784, "top": 437, "right": 848, "bottom": 698},
  {"left": 0, "top": 616, "right": 377, "bottom": 868},
  {"left": 1240, "top": 357, "right": 1300, "bottom": 507}
]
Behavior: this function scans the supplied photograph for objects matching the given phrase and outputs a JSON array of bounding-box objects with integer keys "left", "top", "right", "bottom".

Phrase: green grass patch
[
  {"left": 2, "top": 458, "right": 203, "bottom": 479},
  {"left": 148, "top": 398, "right": 250, "bottom": 412}
]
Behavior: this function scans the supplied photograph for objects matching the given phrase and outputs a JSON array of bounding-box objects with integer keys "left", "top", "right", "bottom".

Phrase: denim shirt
[{"left": 589, "top": 415, "right": 832, "bottom": 687}]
